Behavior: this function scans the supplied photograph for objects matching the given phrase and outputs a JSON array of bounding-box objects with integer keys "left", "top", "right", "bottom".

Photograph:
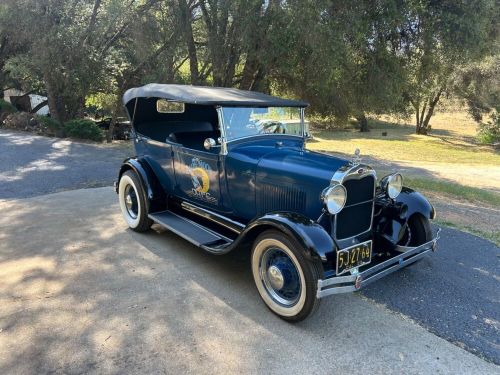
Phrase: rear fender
[{"left": 117, "top": 157, "right": 166, "bottom": 212}]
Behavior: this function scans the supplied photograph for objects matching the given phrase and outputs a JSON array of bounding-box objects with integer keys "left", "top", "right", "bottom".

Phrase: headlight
[
  {"left": 322, "top": 183, "right": 347, "bottom": 214},
  {"left": 381, "top": 173, "right": 403, "bottom": 199}
]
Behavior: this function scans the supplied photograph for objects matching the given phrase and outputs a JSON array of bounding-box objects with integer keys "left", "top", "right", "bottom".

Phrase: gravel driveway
[{"left": 0, "top": 130, "right": 132, "bottom": 199}]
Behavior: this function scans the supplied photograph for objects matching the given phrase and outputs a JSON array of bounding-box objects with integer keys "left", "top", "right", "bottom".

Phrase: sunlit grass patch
[
  {"left": 307, "top": 112, "right": 499, "bottom": 165},
  {"left": 404, "top": 177, "right": 500, "bottom": 206},
  {"left": 436, "top": 219, "right": 500, "bottom": 247}
]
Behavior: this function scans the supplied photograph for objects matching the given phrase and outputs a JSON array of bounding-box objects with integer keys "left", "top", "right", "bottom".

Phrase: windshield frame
[{"left": 217, "top": 106, "right": 306, "bottom": 153}]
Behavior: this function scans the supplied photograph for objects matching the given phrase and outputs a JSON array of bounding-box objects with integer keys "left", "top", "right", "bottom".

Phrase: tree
[
  {"left": 273, "top": 1, "right": 407, "bottom": 131},
  {"left": 0, "top": 0, "right": 29, "bottom": 97},
  {"left": 104, "top": 1, "right": 187, "bottom": 141},
  {"left": 452, "top": 55, "right": 500, "bottom": 122},
  {"left": 396, "top": 0, "right": 498, "bottom": 134},
  {"left": 5, "top": 0, "right": 161, "bottom": 123}
]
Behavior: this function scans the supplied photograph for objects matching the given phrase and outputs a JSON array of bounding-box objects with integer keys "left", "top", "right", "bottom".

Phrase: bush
[
  {"left": 63, "top": 119, "right": 104, "bottom": 142},
  {"left": 0, "top": 99, "right": 17, "bottom": 123},
  {"left": 477, "top": 112, "right": 500, "bottom": 144},
  {"left": 0, "top": 99, "right": 17, "bottom": 114},
  {"left": 36, "top": 115, "right": 63, "bottom": 136}
]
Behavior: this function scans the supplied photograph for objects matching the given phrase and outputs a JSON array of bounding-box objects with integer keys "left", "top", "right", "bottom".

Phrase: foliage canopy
[{"left": 0, "top": 0, "right": 498, "bottom": 138}]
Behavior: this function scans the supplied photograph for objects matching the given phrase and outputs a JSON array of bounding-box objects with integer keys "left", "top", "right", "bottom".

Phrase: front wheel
[
  {"left": 118, "top": 170, "right": 153, "bottom": 232},
  {"left": 399, "top": 214, "right": 433, "bottom": 247},
  {"left": 251, "top": 230, "right": 322, "bottom": 322}
]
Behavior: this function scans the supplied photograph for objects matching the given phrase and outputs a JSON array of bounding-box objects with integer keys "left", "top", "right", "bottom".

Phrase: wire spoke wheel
[{"left": 124, "top": 184, "right": 139, "bottom": 219}]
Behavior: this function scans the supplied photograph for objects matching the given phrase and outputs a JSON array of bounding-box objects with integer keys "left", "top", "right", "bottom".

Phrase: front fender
[
  {"left": 374, "top": 187, "right": 435, "bottom": 249},
  {"left": 233, "top": 212, "right": 334, "bottom": 263},
  {"left": 396, "top": 187, "right": 436, "bottom": 221}
]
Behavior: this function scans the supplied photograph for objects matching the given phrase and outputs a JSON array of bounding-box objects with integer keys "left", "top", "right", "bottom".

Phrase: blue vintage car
[{"left": 116, "top": 84, "right": 440, "bottom": 321}]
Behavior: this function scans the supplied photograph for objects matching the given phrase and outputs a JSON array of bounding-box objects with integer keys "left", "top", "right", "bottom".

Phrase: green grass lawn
[
  {"left": 403, "top": 177, "right": 500, "bottom": 206},
  {"left": 307, "top": 115, "right": 499, "bottom": 166}
]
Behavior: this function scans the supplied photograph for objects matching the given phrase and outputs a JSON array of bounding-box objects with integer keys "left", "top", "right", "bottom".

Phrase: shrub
[
  {"left": 36, "top": 115, "right": 63, "bottom": 136},
  {"left": 63, "top": 119, "right": 104, "bottom": 142},
  {"left": 477, "top": 112, "right": 500, "bottom": 144},
  {"left": 0, "top": 99, "right": 17, "bottom": 113}
]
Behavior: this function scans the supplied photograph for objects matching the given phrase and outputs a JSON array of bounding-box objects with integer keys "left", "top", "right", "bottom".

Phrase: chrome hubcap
[
  {"left": 260, "top": 247, "right": 301, "bottom": 307},
  {"left": 267, "top": 265, "right": 284, "bottom": 290},
  {"left": 124, "top": 184, "right": 138, "bottom": 219},
  {"left": 125, "top": 195, "right": 133, "bottom": 207}
]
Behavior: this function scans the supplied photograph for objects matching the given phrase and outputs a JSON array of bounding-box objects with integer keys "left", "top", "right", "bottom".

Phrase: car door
[{"left": 172, "top": 145, "right": 222, "bottom": 209}]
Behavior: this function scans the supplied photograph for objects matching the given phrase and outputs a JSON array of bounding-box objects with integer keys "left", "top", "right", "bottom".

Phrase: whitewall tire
[
  {"left": 251, "top": 230, "right": 322, "bottom": 322},
  {"left": 118, "top": 170, "right": 153, "bottom": 232}
]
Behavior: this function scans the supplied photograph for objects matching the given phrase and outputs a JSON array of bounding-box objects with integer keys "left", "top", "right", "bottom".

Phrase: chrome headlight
[
  {"left": 322, "top": 183, "right": 347, "bottom": 214},
  {"left": 381, "top": 173, "right": 403, "bottom": 199}
]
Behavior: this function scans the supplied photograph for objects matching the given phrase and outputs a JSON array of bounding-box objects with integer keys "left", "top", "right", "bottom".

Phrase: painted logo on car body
[{"left": 187, "top": 157, "right": 217, "bottom": 204}]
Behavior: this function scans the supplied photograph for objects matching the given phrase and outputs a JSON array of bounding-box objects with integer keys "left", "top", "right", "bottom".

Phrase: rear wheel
[
  {"left": 251, "top": 230, "right": 322, "bottom": 322},
  {"left": 118, "top": 170, "right": 153, "bottom": 232}
]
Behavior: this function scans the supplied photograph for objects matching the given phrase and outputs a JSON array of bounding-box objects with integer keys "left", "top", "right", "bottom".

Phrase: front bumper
[{"left": 317, "top": 228, "right": 441, "bottom": 298}]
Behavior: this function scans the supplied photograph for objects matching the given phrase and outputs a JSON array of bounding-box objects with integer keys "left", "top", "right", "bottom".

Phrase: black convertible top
[{"left": 123, "top": 83, "right": 308, "bottom": 107}]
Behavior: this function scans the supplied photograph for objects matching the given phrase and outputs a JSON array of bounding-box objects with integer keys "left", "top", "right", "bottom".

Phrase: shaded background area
[{"left": 0, "top": 130, "right": 132, "bottom": 199}]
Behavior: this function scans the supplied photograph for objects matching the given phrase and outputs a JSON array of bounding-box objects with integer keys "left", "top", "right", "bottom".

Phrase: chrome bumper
[{"left": 316, "top": 228, "right": 441, "bottom": 298}]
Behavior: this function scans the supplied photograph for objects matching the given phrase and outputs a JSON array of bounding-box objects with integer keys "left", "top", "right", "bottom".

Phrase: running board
[{"left": 148, "top": 210, "right": 233, "bottom": 252}]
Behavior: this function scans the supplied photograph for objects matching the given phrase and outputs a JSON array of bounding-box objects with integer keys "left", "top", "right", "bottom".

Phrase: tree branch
[{"left": 82, "top": 0, "right": 102, "bottom": 45}]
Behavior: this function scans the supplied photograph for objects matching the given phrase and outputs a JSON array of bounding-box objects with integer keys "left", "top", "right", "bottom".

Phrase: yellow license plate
[{"left": 336, "top": 241, "right": 372, "bottom": 275}]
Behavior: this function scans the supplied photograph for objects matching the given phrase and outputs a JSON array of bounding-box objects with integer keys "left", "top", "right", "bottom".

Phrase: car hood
[
  {"left": 226, "top": 137, "right": 351, "bottom": 220},
  {"left": 256, "top": 147, "right": 349, "bottom": 187}
]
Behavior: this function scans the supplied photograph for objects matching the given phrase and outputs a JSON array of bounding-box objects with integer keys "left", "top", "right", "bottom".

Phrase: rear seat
[
  {"left": 168, "top": 131, "right": 219, "bottom": 149},
  {"left": 136, "top": 121, "right": 214, "bottom": 143}
]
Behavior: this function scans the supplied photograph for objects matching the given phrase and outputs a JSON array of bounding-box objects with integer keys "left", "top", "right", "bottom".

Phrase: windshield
[{"left": 221, "top": 107, "right": 303, "bottom": 141}]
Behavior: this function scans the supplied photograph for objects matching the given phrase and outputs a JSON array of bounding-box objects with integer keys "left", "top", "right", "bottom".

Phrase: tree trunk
[
  {"left": 107, "top": 96, "right": 122, "bottom": 143},
  {"left": 414, "top": 88, "right": 443, "bottom": 135},
  {"left": 44, "top": 76, "right": 64, "bottom": 128},
  {"left": 421, "top": 90, "right": 443, "bottom": 131},
  {"left": 178, "top": 0, "right": 200, "bottom": 84},
  {"left": 357, "top": 113, "right": 369, "bottom": 132},
  {"left": 239, "top": 1, "right": 275, "bottom": 90}
]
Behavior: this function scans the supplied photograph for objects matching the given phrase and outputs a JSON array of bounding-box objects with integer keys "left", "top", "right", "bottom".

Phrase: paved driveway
[
  {"left": 0, "top": 130, "right": 132, "bottom": 199},
  {"left": 0, "top": 188, "right": 497, "bottom": 374},
  {"left": 0, "top": 130, "right": 499, "bottom": 371}
]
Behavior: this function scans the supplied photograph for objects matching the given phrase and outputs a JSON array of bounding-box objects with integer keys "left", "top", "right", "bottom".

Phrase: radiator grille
[
  {"left": 343, "top": 177, "right": 375, "bottom": 205},
  {"left": 258, "top": 184, "right": 306, "bottom": 213},
  {"left": 335, "top": 175, "right": 375, "bottom": 239}
]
